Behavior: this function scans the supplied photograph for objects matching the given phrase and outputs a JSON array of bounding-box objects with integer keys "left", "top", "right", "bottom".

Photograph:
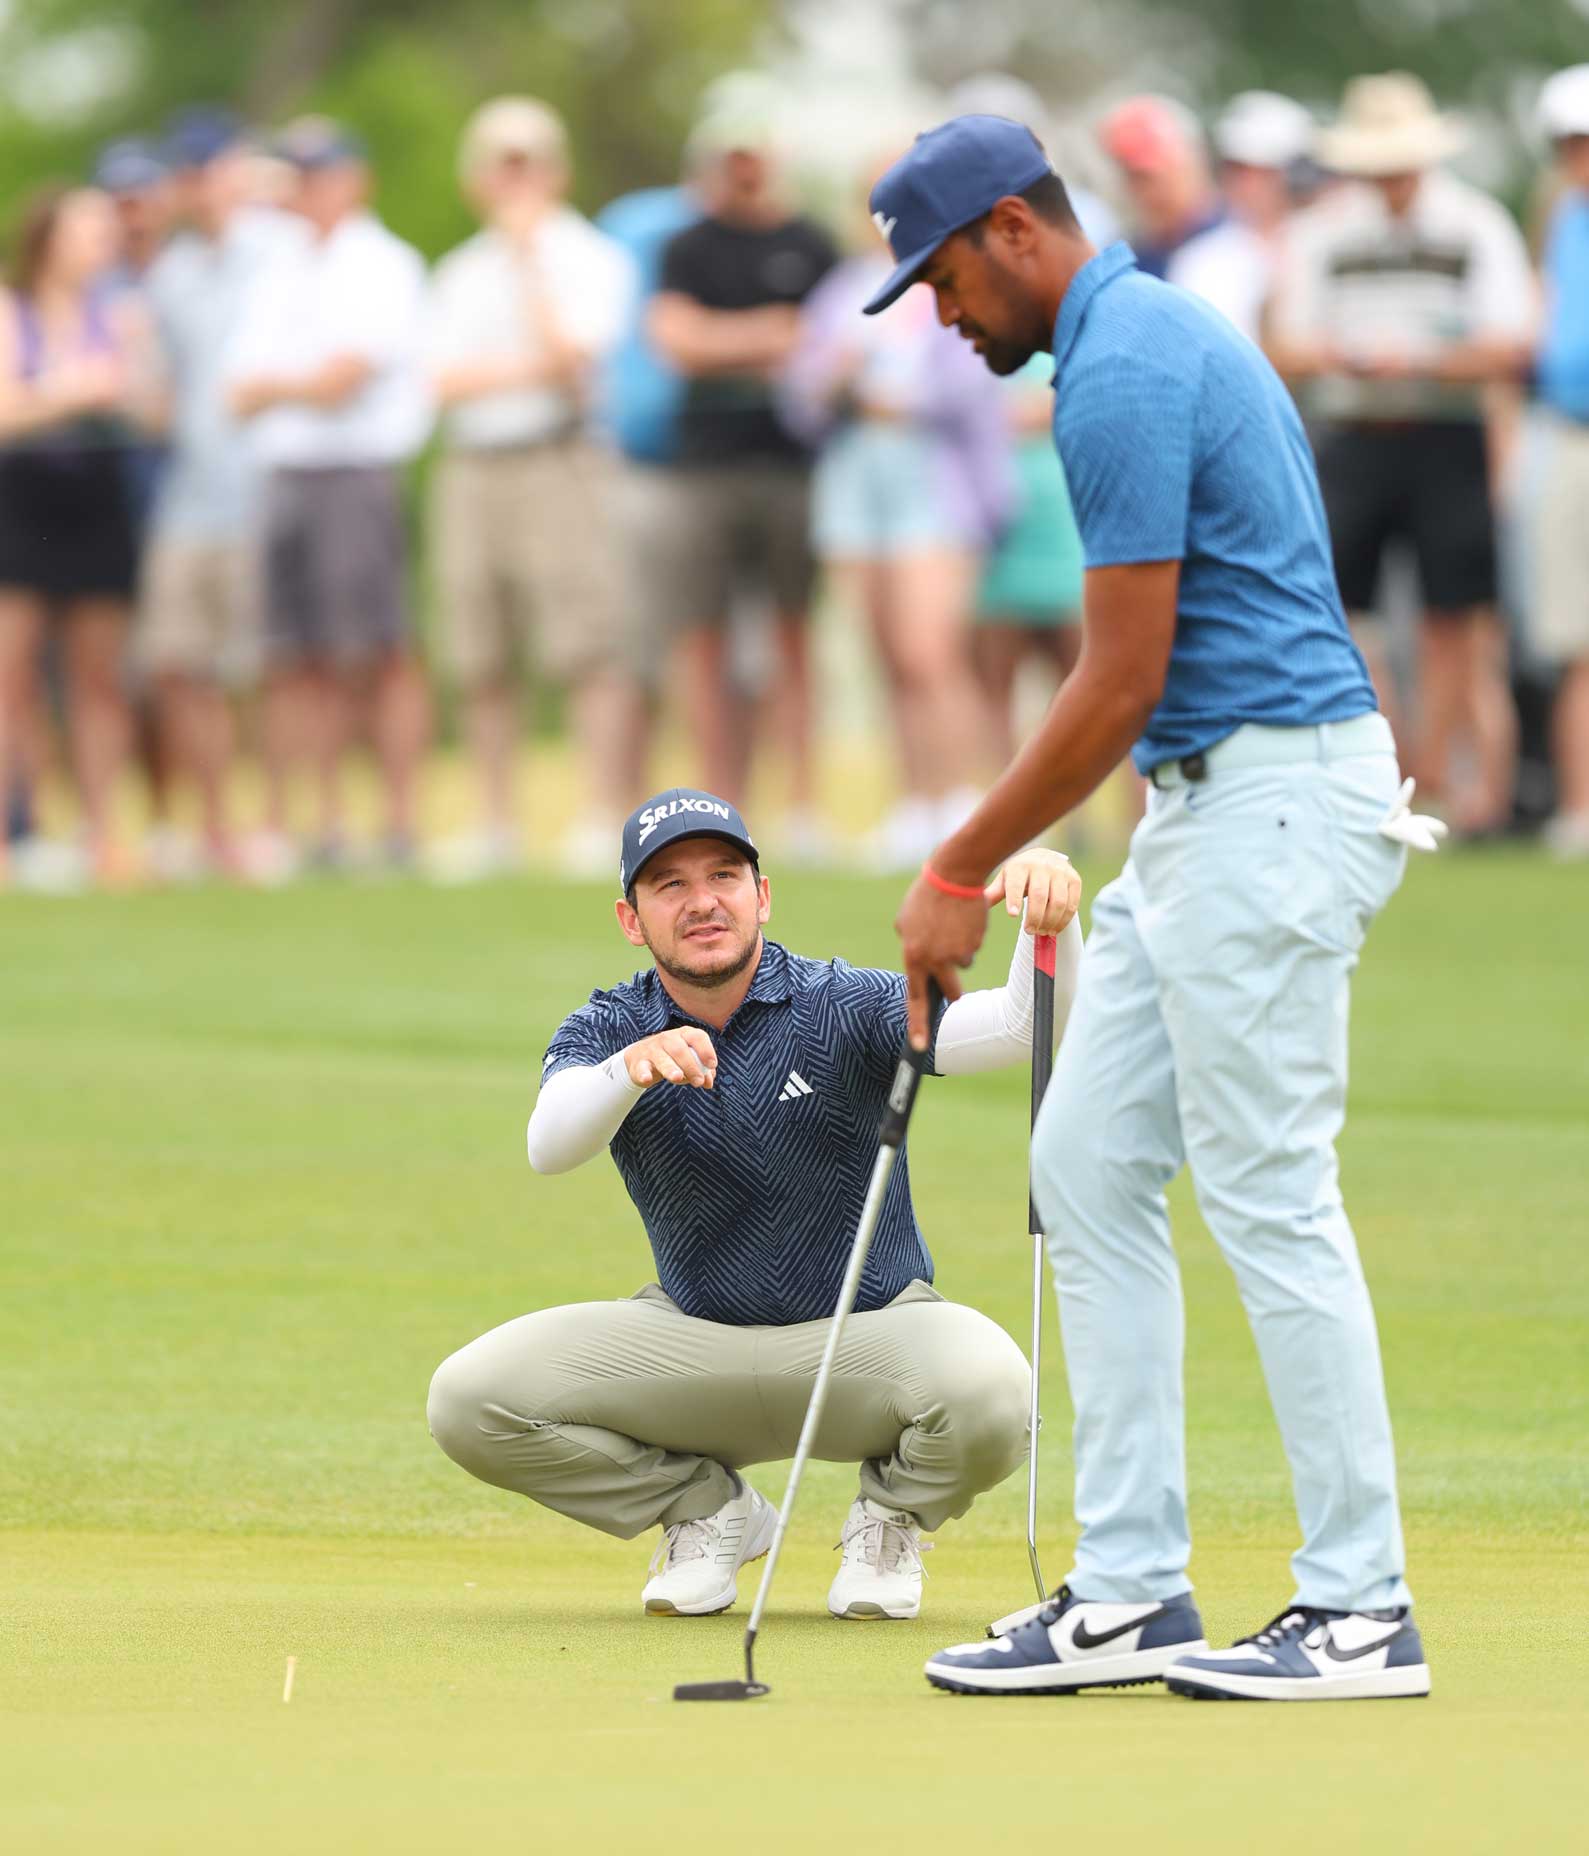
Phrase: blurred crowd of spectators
[{"left": 3, "top": 64, "right": 1589, "bottom": 892}]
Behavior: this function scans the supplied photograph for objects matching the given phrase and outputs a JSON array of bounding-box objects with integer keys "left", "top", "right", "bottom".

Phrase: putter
[
  {"left": 1025, "top": 933, "right": 1057, "bottom": 1599},
  {"left": 674, "top": 985, "right": 939, "bottom": 1702},
  {"left": 987, "top": 931, "right": 1058, "bottom": 1638}
]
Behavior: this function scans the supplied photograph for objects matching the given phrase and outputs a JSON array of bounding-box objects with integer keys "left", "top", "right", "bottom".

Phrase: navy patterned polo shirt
[{"left": 540, "top": 940, "right": 943, "bottom": 1326}]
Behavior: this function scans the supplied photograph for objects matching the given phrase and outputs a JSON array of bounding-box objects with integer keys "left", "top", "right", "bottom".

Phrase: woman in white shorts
[{"left": 784, "top": 191, "right": 1012, "bottom": 868}]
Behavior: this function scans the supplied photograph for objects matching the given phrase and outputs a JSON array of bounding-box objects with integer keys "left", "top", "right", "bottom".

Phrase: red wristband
[{"left": 921, "top": 861, "right": 985, "bottom": 901}]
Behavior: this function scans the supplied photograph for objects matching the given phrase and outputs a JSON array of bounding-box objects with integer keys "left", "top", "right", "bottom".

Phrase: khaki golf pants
[{"left": 427, "top": 1281, "right": 1030, "bottom": 1537}]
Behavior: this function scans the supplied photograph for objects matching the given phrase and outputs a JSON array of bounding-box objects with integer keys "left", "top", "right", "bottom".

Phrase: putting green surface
[{"left": 4, "top": 852, "right": 1586, "bottom": 1852}]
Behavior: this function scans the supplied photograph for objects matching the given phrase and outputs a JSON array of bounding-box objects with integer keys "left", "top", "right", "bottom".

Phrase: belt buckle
[{"left": 1149, "top": 751, "right": 1208, "bottom": 790}]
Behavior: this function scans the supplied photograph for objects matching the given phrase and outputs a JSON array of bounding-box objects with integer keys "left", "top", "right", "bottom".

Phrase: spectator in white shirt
[
  {"left": 1268, "top": 74, "right": 1535, "bottom": 835},
  {"left": 227, "top": 118, "right": 432, "bottom": 874},
  {"left": 427, "top": 97, "right": 640, "bottom": 882},
  {"left": 141, "top": 113, "right": 293, "bottom": 878},
  {"left": 1169, "top": 92, "right": 1316, "bottom": 344}
]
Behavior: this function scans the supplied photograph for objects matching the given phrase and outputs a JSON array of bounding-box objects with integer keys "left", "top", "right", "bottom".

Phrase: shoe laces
[
  {"left": 649, "top": 1517, "right": 712, "bottom": 1574},
  {"left": 1035, "top": 1583, "right": 1074, "bottom": 1626},
  {"left": 837, "top": 1508, "right": 931, "bottom": 1578},
  {"left": 1238, "top": 1606, "right": 1336, "bottom": 1650}
]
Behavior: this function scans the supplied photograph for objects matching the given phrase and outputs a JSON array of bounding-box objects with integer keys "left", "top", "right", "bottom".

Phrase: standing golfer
[
  {"left": 866, "top": 117, "right": 1442, "bottom": 1700},
  {"left": 428, "top": 787, "right": 1082, "bottom": 1622}
]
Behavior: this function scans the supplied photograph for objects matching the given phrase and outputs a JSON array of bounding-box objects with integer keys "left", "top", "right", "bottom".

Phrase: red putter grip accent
[{"left": 1034, "top": 933, "right": 1057, "bottom": 977}]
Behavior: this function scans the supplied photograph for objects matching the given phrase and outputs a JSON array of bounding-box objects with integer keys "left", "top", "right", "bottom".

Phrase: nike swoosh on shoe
[
  {"left": 1070, "top": 1606, "right": 1173, "bottom": 1650},
  {"left": 1321, "top": 1629, "right": 1404, "bottom": 1663}
]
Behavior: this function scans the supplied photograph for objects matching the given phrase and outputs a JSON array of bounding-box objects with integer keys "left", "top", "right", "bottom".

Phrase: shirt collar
[
  {"left": 1053, "top": 239, "right": 1138, "bottom": 370},
  {"left": 743, "top": 938, "right": 793, "bottom": 1005}
]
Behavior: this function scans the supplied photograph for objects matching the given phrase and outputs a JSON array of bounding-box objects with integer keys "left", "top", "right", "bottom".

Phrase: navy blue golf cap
[
  {"left": 275, "top": 117, "right": 367, "bottom": 172},
  {"left": 93, "top": 139, "right": 169, "bottom": 196},
  {"left": 620, "top": 788, "right": 759, "bottom": 893},
  {"left": 165, "top": 105, "right": 245, "bottom": 170},
  {"left": 863, "top": 114, "right": 1054, "bottom": 314}
]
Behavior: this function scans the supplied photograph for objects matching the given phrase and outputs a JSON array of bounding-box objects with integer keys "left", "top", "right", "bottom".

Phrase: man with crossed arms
[{"left": 429, "top": 787, "right": 1082, "bottom": 1622}]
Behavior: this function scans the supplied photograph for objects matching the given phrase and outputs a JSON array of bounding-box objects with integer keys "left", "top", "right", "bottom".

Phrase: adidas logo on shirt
[{"left": 777, "top": 1070, "right": 814, "bottom": 1103}]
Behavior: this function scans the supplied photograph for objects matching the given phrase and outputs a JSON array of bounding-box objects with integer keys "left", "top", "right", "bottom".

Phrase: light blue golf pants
[{"left": 1033, "top": 718, "right": 1412, "bottom": 1613}]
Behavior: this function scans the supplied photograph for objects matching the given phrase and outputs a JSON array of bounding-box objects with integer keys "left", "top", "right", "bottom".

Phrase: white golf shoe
[
  {"left": 642, "top": 1478, "right": 776, "bottom": 1616},
  {"left": 827, "top": 1497, "right": 930, "bottom": 1620},
  {"left": 1165, "top": 1604, "right": 1431, "bottom": 1701}
]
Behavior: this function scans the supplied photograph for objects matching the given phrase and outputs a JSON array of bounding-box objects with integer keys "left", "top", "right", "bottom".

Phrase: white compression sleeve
[
  {"left": 933, "top": 912, "right": 1083, "bottom": 1076},
  {"left": 525, "top": 1056, "right": 644, "bottom": 1175}
]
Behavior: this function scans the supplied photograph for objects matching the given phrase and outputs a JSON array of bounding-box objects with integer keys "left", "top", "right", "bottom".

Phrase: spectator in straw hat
[
  {"left": 427, "top": 97, "right": 640, "bottom": 882},
  {"left": 1531, "top": 65, "right": 1589, "bottom": 858},
  {"left": 1268, "top": 73, "right": 1535, "bottom": 835}
]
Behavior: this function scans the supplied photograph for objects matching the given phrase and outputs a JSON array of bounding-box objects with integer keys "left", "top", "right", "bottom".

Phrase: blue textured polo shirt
[
  {"left": 1539, "top": 193, "right": 1589, "bottom": 421},
  {"left": 541, "top": 941, "right": 943, "bottom": 1326},
  {"left": 1053, "top": 241, "right": 1376, "bottom": 772}
]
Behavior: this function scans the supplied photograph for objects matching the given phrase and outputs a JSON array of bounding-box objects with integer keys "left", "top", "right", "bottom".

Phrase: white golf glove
[{"left": 1377, "top": 777, "right": 1449, "bottom": 853}]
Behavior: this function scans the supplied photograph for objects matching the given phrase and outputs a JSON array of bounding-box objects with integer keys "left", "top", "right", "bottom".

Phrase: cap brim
[
  {"left": 862, "top": 240, "right": 942, "bottom": 315},
  {"left": 862, "top": 151, "right": 1056, "bottom": 315},
  {"left": 624, "top": 828, "right": 760, "bottom": 892}
]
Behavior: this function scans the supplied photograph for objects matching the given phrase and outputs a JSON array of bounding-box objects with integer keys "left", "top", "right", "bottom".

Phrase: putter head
[
  {"left": 672, "top": 1679, "right": 770, "bottom": 1701},
  {"left": 986, "top": 1596, "right": 1052, "bottom": 1639}
]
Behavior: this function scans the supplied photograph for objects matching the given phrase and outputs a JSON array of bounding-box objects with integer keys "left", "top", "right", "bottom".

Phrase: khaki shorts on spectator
[
  {"left": 138, "top": 537, "right": 262, "bottom": 687},
  {"left": 1535, "top": 416, "right": 1589, "bottom": 663},
  {"left": 432, "top": 441, "right": 624, "bottom": 687},
  {"left": 611, "top": 463, "right": 676, "bottom": 688},
  {"left": 623, "top": 461, "right": 815, "bottom": 641},
  {"left": 262, "top": 465, "right": 410, "bottom": 670}
]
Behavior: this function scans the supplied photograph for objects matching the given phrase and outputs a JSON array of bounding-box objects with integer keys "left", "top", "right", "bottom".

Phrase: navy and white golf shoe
[
  {"left": 1165, "top": 1605, "right": 1431, "bottom": 1701},
  {"left": 925, "top": 1585, "right": 1208, "bottom": 1695}
]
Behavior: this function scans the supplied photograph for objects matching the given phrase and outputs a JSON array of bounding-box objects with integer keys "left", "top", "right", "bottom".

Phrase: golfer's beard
[
  {"left": 972, "top": 254, "right": 1045, "bottom": 376},
  {"left": 648, "top": 920, "right": 760, "bottom": 989},
  {"left": 978, "top": 335, "right": 1038, "bottom": 376}
]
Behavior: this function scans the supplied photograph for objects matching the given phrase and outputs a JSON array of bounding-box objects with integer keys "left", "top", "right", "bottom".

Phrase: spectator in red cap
[{"left": 1096, "top": 94, "right": 1223, "bottom": 279}]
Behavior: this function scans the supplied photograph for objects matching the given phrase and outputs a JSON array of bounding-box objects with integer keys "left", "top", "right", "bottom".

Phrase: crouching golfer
[{"left": 428, "top": 787, "right": 1081, "bottom": 1621}]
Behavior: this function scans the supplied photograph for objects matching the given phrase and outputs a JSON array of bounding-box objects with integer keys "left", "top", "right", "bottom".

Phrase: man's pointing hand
[{"left": 623, "top": 1027, "right": 719, "bottom": 1090}]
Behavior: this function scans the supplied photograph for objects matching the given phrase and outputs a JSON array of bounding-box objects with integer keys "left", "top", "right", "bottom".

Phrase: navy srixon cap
[
  {"left": 621, "top": 788, "right": 759, "bottom": 893},
  {"left": 864, "top": 114, "right": 1054, "bottom": 315}
]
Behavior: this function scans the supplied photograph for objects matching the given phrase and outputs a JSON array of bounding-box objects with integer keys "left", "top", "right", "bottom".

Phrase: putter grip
[
  {"left": 1029, "top": 936, "right": 1057, "bottom": 1235},
  {"left": 879, "top": 981, "right": 942, "bottom": 1148}
]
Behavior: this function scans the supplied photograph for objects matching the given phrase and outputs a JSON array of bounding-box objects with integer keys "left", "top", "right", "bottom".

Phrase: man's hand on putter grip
[
  {"left": 897, "top": 847, "right": 1078, "bottom": 1050},
  {"left": 622, "top": 1027, "right": 718, "bottom": 1090}
]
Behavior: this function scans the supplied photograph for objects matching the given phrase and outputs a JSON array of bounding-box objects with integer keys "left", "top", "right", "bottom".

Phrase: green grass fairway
[{"left": 4, "top": 851, "right": 1586, "bottom": 1853}]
